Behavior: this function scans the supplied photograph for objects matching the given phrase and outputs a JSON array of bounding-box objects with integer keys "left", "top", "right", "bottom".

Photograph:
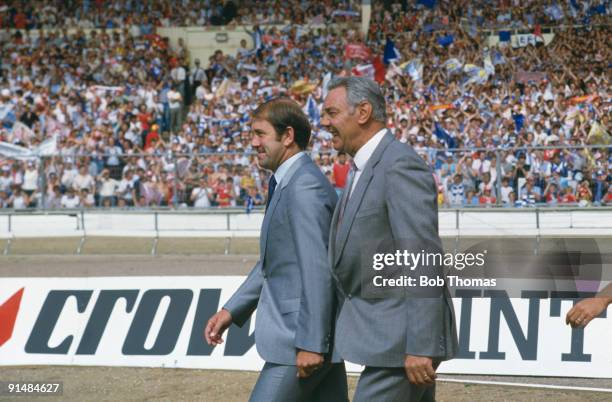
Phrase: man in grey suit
[
  {"left": 204, "top": 98, "right": 347, "bottom": 402},
  {"left": 321, "top": 76, "right": 458, "bottom": 402}
]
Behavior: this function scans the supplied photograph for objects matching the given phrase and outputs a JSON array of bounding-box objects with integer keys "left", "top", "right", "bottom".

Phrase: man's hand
[
  {"left": 296, "top": 350, "right": 324, "bottom": 378},
  {"left": 566, "top": 298, "right": 609, "bottom": 328},
  {"left": 405, "top": 355, "right": 436, "bottom": 386},
  {"left": 204, "top": 309, "right": 233, "bottom": 346}
]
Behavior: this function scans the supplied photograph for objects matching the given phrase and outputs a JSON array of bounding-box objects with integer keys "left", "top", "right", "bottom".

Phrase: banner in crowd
[
  {"left": 344, "top": 43, "right": 371, "bottom": 61},
  {"left": 1, "top": 277, "right": 610, "bottom": 377},
  {"left": 515, "top": 70, "right": 548, "bottom": 84},
  {"left": 511, "top": 34, "right": 544, "bottom": 48}
]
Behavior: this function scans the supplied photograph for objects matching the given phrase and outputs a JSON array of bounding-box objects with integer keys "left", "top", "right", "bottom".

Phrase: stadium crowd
[
  {"left": 0, "top": 0, "right": 358, "bottom": 29},
  {"left": 0, "top": 0, "right": 610, "bottom": 210}
]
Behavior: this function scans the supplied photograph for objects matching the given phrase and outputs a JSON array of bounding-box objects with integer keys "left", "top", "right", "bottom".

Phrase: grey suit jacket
[
  {"left": 329, "top": 132, "right": 459, "bottom": 367},
  {"left": 224, "top": 154, "right": 339, "bottom": 365}
]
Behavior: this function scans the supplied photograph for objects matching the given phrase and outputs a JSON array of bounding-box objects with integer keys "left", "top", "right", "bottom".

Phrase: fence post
[
  {"left": 225, "top": 211, "right": 231, "bottom": 255},
  {"left": 454, "top": 209, "right": 460, "bottom": 253},
  {"left": 172, "top": 153, "right": 179, "bottom": 209},
  {"left": 495, "top": 148, "right": 502, "bottom": 206},
  {"left": 3, "top": 213, "right": 12, "bottom": 255},
  {"left": 76, "top": 208, "right": 86, "bottom": 255},
  {"left": 534, "top": 208, "right": 540, "bottom": 256},
  {"left": 39, "top": 155, "right": 47, "bottom": 210},
  {"left": 151, "top": 211, "right": 159, "bottom": 256}
]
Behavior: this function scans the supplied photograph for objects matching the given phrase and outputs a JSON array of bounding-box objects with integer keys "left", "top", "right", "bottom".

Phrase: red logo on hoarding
[{"left": 0, "top": 288, "right": 24, "bottom": 347}]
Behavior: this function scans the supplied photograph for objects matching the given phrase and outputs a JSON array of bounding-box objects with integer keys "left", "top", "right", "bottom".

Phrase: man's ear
[
  {"left": 356, "top": 101, "right": 373, "bottom": 125},
  {"left": 282, "top": 126, "right": 295, "bottom": 147}
]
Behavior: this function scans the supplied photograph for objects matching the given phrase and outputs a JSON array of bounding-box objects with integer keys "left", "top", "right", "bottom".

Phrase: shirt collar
[
  {"left": 274, "top": 151, "right": 304, "bottom": 186},
  {"left": 352, "top": 128, "right": 387, "bottom": 171}
]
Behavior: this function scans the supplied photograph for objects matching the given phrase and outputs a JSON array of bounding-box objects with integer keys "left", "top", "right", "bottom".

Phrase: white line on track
[{"left": 347, "top": 373, "right": 612, "bottom": 393}]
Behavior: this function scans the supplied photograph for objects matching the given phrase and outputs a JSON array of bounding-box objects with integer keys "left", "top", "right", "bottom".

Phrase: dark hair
[{"left": 251, "top": 98, "right": 311, "bottom": 150}]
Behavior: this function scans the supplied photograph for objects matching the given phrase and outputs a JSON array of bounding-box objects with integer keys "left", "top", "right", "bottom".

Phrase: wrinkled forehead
[{"left": 323, "top": 87, "right": 349, "bottom": 110}]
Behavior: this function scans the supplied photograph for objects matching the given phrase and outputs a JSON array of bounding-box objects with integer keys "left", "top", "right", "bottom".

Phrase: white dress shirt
[
  {"left": 273, "top": 151, "right": 305, "bottom": 187},
  {"left": 349, "top": 128, "right": 387, "bottom": 196}
]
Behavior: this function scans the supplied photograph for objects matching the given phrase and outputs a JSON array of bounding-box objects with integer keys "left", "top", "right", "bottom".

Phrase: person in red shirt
[
  {"left": 137, "top": 105, "right": 151, "bottom": 132},
  {"left": 13, "top": 9, "right": 26, "bottom": 29},
  {"left": 560, "top": 187, "right": 577, "bottom": 204},
  {"left": 478, "top": 188, "right": 496, "bottom": 206},
  {"left": 332, "top": 152, "right": 350, "bottom": 196},
  {"left": 604, "top": 185, "right": 612, "bottom": 206},
  {"left": 144, "top": 125, "right": 160, "bottom": 151},
  {"left": 215, "top": 178, "right": 232, "bottom": 207},
  {"left": 577, "top": 180, "right": 593, "bottom": 203}
]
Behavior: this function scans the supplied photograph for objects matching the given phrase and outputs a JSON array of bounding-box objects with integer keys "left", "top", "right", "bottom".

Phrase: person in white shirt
[
  {"left": 61, "top": 162, "right": 78, "bottom": 190},
  {"left": 61, "top": 188, "right": 81, "bottom": 208},
  {"left": 98, "top": 169, "right": 118, "bottom": 207},
  {"left": 191, "top": 58, "right": 206, "bottom": 97},
  {"left": 0, "top": 167, "right": 14, "bottom": 193},
  {"left": 80, "top": 188, "right": 95, "bottom": 208},
  {"left": 73, "top": 165, "right": 95, "bottom": 192},
  {"left": 191, "top": 177, "right": 213, "bottom": 208},
  {"left": 168, "top": 85, "right": 183, "bottom": 133},
  {"left": 116, "top": 170, "right": 137, "bottom": 207},
  {"left": 10, "top": 186, "right": 29, "bottom": 209},
  {"left": 22, "top": 162, "right": 39, "bottom": 196}
]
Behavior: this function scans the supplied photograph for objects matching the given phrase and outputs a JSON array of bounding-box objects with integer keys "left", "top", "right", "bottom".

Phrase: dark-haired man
[{"left": 205, "top": 98, "right": 346, "bottom": 401}]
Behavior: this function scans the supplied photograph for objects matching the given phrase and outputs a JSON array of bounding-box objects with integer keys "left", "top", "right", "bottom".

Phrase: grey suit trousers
[
  {"left": 353, "top": 367, "right": 435, "bottom": 402},
  {"left": 249, "top": 362, "right": 348, "bottom": 402}
]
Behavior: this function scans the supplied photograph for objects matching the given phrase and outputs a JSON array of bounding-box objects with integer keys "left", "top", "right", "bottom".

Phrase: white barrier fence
[{"left": 1, "top": 208, "right": 611, "bottom": 254}]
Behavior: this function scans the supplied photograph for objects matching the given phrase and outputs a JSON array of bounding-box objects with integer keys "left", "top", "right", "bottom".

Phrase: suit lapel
[
  {"left": 260, "top": 154, "right": 309, "bottom": 265},
  {"left": 328, "top": 188, "right": 342, "bottom": 268},
  {"left": 333, "top": 132, "right": 394, "bottom": 268}
]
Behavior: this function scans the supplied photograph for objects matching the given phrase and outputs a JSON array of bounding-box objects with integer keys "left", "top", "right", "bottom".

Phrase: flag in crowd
[
  {"left": 433, "top": 121, "right": 456, "bottom": 149},
  {"left": 462, "top": 64, "right": 488, "bottom": 86},
  {"left": 444, "top": 58, "right": 463, "bottom": 75},
  {"left": 344, "top": 43, "right": 371, "bottom": 61},
  {"left": 305, "top": 94, "right": 320, "bottom": 127},
  {"left": 437, "top": 33, "right": 454, "bottom": 47},
  {"left": 383, "top": 37, "right": 401, "bottom": 65},
  {"left": 402, "top": 58, "right": 423, "bottom": 82},
  {"left": 351, "top": 63, "right": 376, "bottom": 80}
]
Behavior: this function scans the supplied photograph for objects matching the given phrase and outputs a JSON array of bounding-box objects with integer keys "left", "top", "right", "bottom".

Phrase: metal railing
[{"left": 1, "top": 207, "right": 610, "bottom": 256}]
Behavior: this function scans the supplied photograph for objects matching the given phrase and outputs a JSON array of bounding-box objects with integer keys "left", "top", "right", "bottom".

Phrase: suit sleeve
[
  {"left": 385, "top": 152, "right": 449, "bottom": 358},
  {"left": 288, "top": 173, "right": 337, "bottom": 354},
  {"left": 223, "top": 260, "right": 263, "bottom": 327}
]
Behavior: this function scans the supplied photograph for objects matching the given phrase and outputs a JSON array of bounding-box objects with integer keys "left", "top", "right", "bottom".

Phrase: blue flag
[
  {"left": 437, "top": 34, "right": 454, "bottom": 47},
  {"left": 417, "top": 0, "right": 436, "bottom": 9},
  {"left": 590, "top": 4, "right": 606, "bottom": 15},
  {"left": 499, "top": 31, "right": 511, "bottom": 42},
  {"left": 383, "top": 37, "right": 401, "bottom": 65},
  {"left": 306, "top": 95, "right": 320, "bottom": 127},
  {"left": 434, "top": 122, "right": 456, "bottom": 149}
]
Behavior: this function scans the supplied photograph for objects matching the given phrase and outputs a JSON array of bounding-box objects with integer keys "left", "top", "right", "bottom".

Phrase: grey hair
[{"left": 327, "top": 76, "right": 387, "bottom": 123}]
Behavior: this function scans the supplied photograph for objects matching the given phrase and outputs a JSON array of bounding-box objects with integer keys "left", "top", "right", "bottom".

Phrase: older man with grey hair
[{"left": 321, "top": 76, "right": 458, "bottom": 402}]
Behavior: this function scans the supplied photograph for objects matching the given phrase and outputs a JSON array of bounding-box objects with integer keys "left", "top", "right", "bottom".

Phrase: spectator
[
  {"left": 9, "top": 186, "right": 29, "bottom": 209},
  {"left": 191, "top": 177, "right": 213, "bottom": 208},
  {"left": 577, "top": 179, "right": 593, "bottom": 206},
  {"left": 80, "top": 188, "right": 95, "bottom": 208},
  {"left": 560, "top": 187, "right": 577, "bottom": 204},
  {"left": 332, "top": 151, "right": 350, "bottom": 196},
  {"left": 98, "top": 169, "right": 118, "bottom": 207},
  {"left": 73, "top": 165, "right": 95, "bottom": 193},
  {"left": 447, "top": 173, "right": 465, "bottom": 207},
  {"left": 479, "top": 188, "right": 496, "bottom": 206},
  {"left": 60, "top": 188, "right": 80, "bottom": 208}
]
